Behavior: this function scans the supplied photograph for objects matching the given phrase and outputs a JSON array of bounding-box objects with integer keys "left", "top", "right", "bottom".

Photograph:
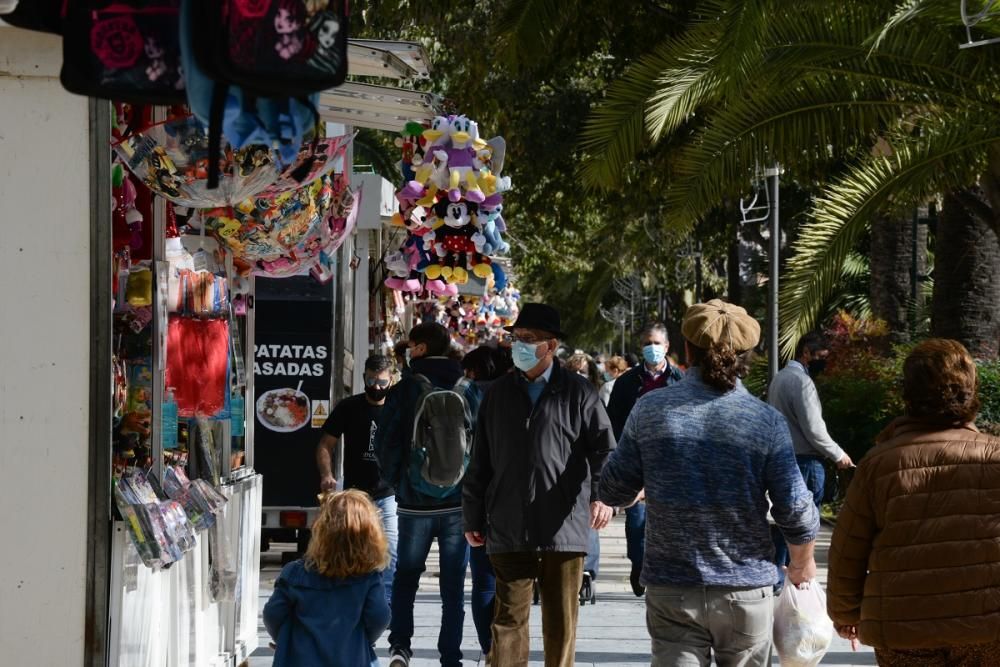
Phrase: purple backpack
[
  {"left": 190, "top": 0, "right": 349, "bottom": 98},
  {"left": 60, "top": 1, "right": 186, "bottom": 104}
]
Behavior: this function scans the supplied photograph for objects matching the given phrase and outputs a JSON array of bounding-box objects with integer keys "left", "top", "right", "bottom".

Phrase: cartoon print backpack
[
  {"left": 189, "top": 0, "right": 349, "bottom": 97},
  {"left": 60, "top": 1, "right": 187, "bottom": 104},
  {"left": 408, "top": 374, "right": 474, "bottom": 499}
]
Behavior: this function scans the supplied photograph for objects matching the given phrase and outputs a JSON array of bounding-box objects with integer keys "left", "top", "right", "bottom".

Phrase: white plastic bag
[{"left": 773, "top": 579, "right": 835, "bottom": 667}]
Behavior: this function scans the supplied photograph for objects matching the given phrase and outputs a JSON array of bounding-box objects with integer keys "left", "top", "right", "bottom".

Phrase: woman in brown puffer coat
[{"left": 827, "top": 338, "right": 1000, "bottom": 666}]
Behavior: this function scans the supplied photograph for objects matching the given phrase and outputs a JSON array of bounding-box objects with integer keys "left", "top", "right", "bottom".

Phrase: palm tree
[{"left": 579, "top": 0, "right": 1000, "bottom": 357}]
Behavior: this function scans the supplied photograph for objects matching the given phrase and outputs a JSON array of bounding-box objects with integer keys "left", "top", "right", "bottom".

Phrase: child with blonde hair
[{"left": 263, "top": 489, "right": 391, "bottom": 667}]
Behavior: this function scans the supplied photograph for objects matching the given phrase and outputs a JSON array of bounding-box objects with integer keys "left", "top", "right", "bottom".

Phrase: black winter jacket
[
  {"left": 605, "top": 362, "right": 684, "bottom": 439},
  {"left": 463, "top": 363, "right": 616, "bottom": 554}
]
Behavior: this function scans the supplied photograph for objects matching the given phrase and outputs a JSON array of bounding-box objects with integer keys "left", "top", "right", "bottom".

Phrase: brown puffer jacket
[{"left": 827, "top": 417, "right": 1000, "bottom": 649}]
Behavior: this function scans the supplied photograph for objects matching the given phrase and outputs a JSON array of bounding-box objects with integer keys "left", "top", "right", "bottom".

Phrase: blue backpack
[
  {"left": 178, "top": 0, "right": 336, "bottom": 188},
  {"left": 407, "top": 375, "right": 474, "bottom": 499}
]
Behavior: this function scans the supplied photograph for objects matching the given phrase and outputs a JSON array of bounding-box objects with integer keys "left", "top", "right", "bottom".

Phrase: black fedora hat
[{"left": 504, "top": 303, "right": 566, "bottom": 339}]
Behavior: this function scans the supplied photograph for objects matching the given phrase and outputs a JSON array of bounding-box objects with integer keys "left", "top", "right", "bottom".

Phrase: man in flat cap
[
  {"left": 463, "top": 303, "right": 616, "bottom": 667},
  {"left": 599, "top": 299, "right": 819, "bottom": 666}
]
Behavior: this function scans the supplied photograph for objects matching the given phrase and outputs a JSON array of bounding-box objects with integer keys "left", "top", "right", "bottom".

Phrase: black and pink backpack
[
  {"left": 60, "top": 1, "right": 186, "bottom": 104},
  {"left": 190, "top": 0, "right": 349, "bottom": 97}
]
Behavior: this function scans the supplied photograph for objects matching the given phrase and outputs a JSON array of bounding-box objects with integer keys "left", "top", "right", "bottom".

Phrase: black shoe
[
  {"left": 388, "top": 647, "right": 410, "bottom": 667},
  {"left": 579, "top": 572, "right": 593, "bottom": 605},
  {"left": 630, "top": 566, "right": 646, "bottom": 597}
]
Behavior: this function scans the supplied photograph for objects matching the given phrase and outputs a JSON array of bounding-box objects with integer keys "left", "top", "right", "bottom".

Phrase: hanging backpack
[
  {"left": 189, "top": 0, "right": 349, "bottom": 97},
  {"left": 408, "top": 374, "right": 474, "bottom": 499},
  {"left": 60, "top": 0, "right": 187, "bottom": 104},
  {"left": 178, "top": 0, "right": 324, "bottom": 189}
]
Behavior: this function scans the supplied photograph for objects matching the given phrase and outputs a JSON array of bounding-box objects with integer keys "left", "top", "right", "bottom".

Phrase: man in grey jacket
[
  {"left": 463, "top": 303, "right": 615, "bottom": 667},
  {"left": 768, "top": 332, "right": 853, "bottom": 587}
]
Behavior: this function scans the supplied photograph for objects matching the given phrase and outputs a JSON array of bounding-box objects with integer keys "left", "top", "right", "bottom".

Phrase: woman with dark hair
[{"left": 828, "top": 339, "right": 1000, "bottom": 664}]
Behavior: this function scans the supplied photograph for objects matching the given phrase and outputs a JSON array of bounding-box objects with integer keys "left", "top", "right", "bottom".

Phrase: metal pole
[
  {"left": 767, "top": 164, "right": 781, "bottom": 381},
  {"left": 694, "top": 240, "right": 703, "bottom": 302},
  {"left": 910, "top": 208, "right": 919, "bottom": 336}
]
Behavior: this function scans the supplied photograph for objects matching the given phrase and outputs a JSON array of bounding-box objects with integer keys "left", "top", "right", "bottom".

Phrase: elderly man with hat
[
  {"left": 463, "top": 303, "right": 616, "bottom": 667},
  {"left": 599, "top": 299, "right": 819, "bottom": 666}
]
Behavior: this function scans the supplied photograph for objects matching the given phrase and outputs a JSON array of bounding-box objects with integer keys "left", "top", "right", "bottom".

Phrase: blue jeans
[
  {"left": 374, "top": 495, "right": 398, "bottom": 605},
  {"left": 389, "top": 511, "right": 469, "bottom": 667},
  {"left": 469, "top": 545, "right": 495, "bottom": 654},
  {"left": 773, "top": 456, "right": 825, "bottom": 589},
  {"left": 625, "top": 502, "right": 646, "bottom": 568},
  {"left": 584, "top": 527, "right": 601, "bottom": 578}
]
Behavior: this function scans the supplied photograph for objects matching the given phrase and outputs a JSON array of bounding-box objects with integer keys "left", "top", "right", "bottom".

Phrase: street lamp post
[{"left": 766, "top": 164, "right": 781, "bottom": 382}]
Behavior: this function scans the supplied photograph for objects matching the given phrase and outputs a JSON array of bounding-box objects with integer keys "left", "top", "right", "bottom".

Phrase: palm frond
[
  {"left": 661, "top": 76, "right": 917, "bottom": 233},
  {"left": 779, "top": 118, "right": 999, "bottom": 359},
  {"left": 578, "top": 33, "right": 706, "bottom": 189}
]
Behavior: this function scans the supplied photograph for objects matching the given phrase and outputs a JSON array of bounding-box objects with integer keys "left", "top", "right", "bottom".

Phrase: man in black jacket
[
  {"left": 463, "top": 303, "right": 616, "bottom": 667},
  {"left": 376, "top": 323, "right": 480, "bottom": 667},
  {"left": 604, "top": 322, "right": 683, "bottom": 596}
]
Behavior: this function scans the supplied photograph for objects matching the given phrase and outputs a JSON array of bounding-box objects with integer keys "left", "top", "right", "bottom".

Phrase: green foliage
[{"left": 580, "top": 0, "right": 1000, "bottom": 357}]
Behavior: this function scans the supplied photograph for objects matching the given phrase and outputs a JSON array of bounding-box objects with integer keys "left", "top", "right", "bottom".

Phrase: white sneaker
[{"left": 388, "top": 647, "right": 410, "bottom": 667}]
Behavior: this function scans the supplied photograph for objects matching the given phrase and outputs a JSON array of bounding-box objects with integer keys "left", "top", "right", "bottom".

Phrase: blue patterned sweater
[{"left": 598, "top": 368, "right": 819, "bottom": 588}]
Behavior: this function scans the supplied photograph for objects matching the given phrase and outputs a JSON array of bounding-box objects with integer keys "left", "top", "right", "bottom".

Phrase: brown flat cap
[{"left": 681, "top": 299, "right": 760, "bottom": 352}]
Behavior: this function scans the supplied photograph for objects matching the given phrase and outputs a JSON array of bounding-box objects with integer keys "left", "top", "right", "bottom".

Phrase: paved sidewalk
[{"left": 249, "top": 519, "right": 875, "bottom": 666}]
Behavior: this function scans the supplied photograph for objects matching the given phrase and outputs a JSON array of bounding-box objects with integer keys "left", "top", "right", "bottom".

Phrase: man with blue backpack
[{"left": 375, "top": 322, "right": 480, "bottom": 667}]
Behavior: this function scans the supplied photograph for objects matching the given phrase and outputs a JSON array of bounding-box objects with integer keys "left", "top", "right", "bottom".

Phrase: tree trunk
[
  {"left": 870, "top": 214, "right": 925, "bottom": 343},
  {"left": 931, "top": 190, "right": 1000, "bottom": 359}
]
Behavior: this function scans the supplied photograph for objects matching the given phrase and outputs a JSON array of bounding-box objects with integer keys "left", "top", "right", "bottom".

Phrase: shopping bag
[{"left": 773, "top": 579, "right": 834, "bottom": 667}]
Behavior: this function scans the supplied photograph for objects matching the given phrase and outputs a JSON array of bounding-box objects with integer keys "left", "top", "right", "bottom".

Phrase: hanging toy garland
[{"left": 384, "top": 114, "right": 512, "bottom": 297}]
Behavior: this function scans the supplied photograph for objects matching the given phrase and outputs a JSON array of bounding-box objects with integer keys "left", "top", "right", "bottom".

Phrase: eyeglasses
[
  {"left": 511, "top": 334, "right": 550, "bottom": 345},
  {"left": 364, "top": 377, "right": 391, "bottom": 388}
]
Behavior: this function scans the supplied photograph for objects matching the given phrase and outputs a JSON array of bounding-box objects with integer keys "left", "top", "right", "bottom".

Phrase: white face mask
[{"left": 512, "top": 341, "right": 544, "bottom": 372}]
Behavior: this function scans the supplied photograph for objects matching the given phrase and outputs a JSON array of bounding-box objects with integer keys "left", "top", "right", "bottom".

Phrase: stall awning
[
  {"left": 347, "top": 39, "right": 432, "bottom": 80},
  {"left": 318, "top": 82, "right": 441, "bottom": 132}
]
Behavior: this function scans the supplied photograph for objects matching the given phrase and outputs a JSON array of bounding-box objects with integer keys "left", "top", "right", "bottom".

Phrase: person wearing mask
[
  {"left": 463, "top": 303, "right": 616, "bottom": 667},
  {"left": 316, "top": 354, "right": 397, "bottom": 604},
  {"left": 605, "top": 323, "right": 684, "bottom": 596},
  {"left": 599, "top": 300, "right": 819, "bottom": 666},
  {"left": 599, "top": 355, "right": 628, "bottom": 406},
  {"left": 459, "top": 344, "right": 513, "bottom": 663},
  {"left": 767, "top": 332, "right": 854, "bottom": 588},
  {"left": 556, "top": 352, "right": 609, "bottom": 603},
  {"left": 828, "top": 339, "right": 1000, "bottom": 662},
  {"left": 375, "top": 323, "right": 480, "bottom": 667}
]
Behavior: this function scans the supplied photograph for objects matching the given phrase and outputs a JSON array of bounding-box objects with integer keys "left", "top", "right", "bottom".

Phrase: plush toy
[
  {"left": 478, "top": 206, "right": 509, "bottom": 255},
  {"left": 395, "top": 121, "right": 427, "bottom": 182},
  {"left": 433, "top": 115, "right": 485, "bottom": 203}
]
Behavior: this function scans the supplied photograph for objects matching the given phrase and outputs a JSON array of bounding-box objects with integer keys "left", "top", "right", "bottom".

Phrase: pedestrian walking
[
  {"left": 262, "top": 490, "right": 391, "bottom": 667},
  {"left": 598, "top": 355, "right": 628, "bottom": 406},
  {"left": 828, "top": 339, "right": 1000, "bottom": 663},
  {"left": 463, "top": 303, "right": 616, "bottom": 667},
  {"left": 375, "top": 322, "right": 480, "bottom": 667},
  {"left": 565, "top": 351, "right": 610, "bottom": 600},
  {"left": 605, "top": 322, "right": 684, "bottom": 596},
  {"left": 460, "top": 344, "right": 514, "bottom": 661},
  {"left": 316, "top": 354, "right": 398, "bottom": 604},
  {"left": 599, "top": 299, "right": 819, "bottom": 667},
  {"left": 767, "top": 332, "right": 853, "bottom": 588}
]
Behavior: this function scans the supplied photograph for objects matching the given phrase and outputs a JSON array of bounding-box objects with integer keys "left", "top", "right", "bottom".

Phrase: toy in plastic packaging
[
  {"left": 773, "top": 580, "right": 835, "bottom": 667},
  {"left": 208, "top": 518, "right": 238, "bottom": 601},
  {"left": 125, "top": 266, "right": 153, "bottom": 306}
]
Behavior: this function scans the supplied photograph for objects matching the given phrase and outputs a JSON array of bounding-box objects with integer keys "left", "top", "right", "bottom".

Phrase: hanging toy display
[
  {"left": 202, "top": 172, "right": 359, "bottom": 279},
  {"left": 383, "top": 114, "right": 512, "bottom": 298}
]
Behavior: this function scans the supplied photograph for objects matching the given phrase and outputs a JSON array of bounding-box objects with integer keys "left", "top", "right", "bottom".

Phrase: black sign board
[{"left": 254, "top": 296, "right": 332, "bottom": 507}]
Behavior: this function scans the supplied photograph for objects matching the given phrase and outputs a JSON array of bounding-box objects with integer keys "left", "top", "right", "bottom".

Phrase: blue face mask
[
  {"left": 642, "top": 344, "right": 666, "bottom": 366},
  {"left": 512, "top": 341, "right": 544, "bottom": 372}
]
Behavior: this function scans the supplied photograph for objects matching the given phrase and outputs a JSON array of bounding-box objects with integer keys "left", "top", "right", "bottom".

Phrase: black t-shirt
[{"left": 321, "top": 393, "right": 394, "bottom": 500}]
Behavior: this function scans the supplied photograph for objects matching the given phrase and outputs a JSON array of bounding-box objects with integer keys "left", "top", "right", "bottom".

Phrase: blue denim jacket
[{"left": 263, "top": 560, "right": 389, "bottom": 667}]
